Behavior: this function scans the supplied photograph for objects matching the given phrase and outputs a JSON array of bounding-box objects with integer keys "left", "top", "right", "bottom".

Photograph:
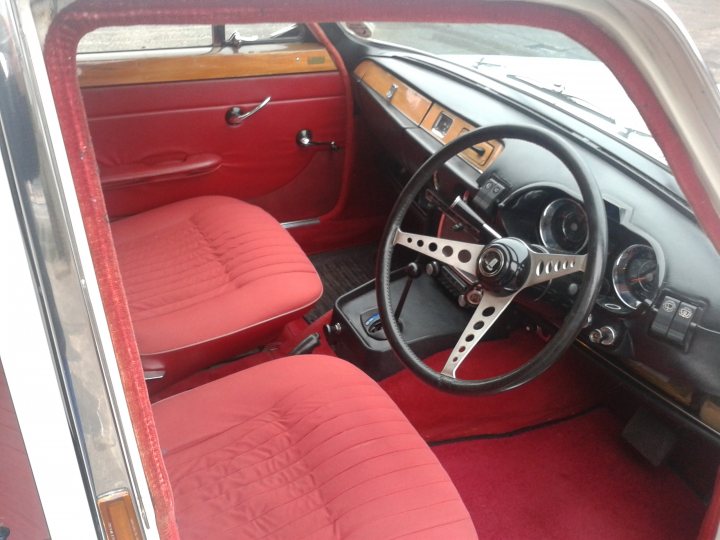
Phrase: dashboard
[{"left": 353, "top": 56, "right": 720, "bottom": 433}]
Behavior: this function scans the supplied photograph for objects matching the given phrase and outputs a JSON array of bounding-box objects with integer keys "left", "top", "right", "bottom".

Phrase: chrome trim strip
[
  {"left": 281, "top": 218, "right": 321, "bottom": 229},
  {"left": 0, "top": 114, "right": 98, "bottom": 540},
  {"left": 0, "top": 1, "right": 99, "bottom": 535},
  {"left": 8, "top": 0, "right": 159, "bottom": 537},
  {"left": 143, "top": 370, "right": 166, "bottom": 381}
]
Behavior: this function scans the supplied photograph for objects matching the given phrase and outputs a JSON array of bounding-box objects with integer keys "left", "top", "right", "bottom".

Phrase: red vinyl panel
[{"left": 82, "top": 73, "right": 346, "bottom": 221}]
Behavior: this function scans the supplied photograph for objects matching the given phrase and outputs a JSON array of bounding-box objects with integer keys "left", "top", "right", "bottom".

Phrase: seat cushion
[
  {"left": 111, "top": 196, "right": 322, "bottom": 384},
  {"left": 153, "top": 355, "right": 477, "bottom": 539}
]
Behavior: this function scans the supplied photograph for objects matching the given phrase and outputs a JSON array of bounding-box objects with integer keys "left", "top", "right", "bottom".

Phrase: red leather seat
[
  {"left": 153, "top": 355, "right": 477, "bottom": 539},
  {"left": 111, "top": 196, "right": 322, "bottom": 385}
]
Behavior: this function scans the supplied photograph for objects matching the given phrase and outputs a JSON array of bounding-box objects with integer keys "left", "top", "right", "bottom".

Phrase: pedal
[{"left": 622, "top": 407, "right": 677, "bottom": 466}]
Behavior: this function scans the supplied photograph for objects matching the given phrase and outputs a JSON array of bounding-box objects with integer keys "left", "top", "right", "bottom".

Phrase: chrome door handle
[
  {"left": 296, "top": 129, "right": 339, "bottom": 151},
  {"left": 225, "top": 96, "right": 271, "bottom": 126}
]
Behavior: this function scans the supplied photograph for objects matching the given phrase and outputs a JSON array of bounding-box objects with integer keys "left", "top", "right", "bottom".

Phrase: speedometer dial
[
  {"left": 538, "top": 198, "right": 588, "bottom": 253},
  {"left": 612, "top": 244, "right": 659, "bottom": 310}
]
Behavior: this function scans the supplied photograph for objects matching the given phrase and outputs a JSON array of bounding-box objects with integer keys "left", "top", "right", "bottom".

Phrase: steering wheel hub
[
  {"left": 477, "top": 238, "right": 532, "bottom": 295},
  {"left": 478, "top": 246, "right": 505, "bottom": 277}
]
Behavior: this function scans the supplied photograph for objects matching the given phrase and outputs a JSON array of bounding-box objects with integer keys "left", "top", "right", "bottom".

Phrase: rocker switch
[
  {"left": 666, "top": 302, "right": 697, "bottom": 345},
  {"left": 473, "top": 176, "right": 508, "bottom": 213},
  {"left": 650, "top": 295, "right": 679, "bottom": 338}
]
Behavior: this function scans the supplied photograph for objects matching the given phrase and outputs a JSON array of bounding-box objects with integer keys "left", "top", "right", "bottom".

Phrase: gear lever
[
  {"left": 394, "top": 261, "right": 422, "bottom": 321},
  {"left": 360, "top": 261, "right": 422, "bottom": 340}
]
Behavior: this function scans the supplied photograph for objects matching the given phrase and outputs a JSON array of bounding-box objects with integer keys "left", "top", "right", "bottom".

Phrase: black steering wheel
[{"left": 376, "top": 124, "right": 608, "bottom": 395}]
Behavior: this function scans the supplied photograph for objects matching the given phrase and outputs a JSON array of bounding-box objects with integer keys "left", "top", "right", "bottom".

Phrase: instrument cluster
[{"left": 463, "top": 187, "right": 664, "bottom": 315}]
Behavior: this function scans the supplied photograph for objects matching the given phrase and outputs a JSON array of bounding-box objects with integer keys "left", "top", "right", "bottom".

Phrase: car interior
[{"left": 3, "top": 1, "right": 720, "bottom": 539}]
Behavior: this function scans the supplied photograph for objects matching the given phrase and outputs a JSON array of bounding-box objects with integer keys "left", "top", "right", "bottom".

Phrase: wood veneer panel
[
  {"left": 353, "top": 59, "right": 373, "bottom": 80},
  {"left": 700, "top": 399, "right": 720, "bottom": 431},
  {"left": 355, "top": 60, "right": 502, "bottom": 171},
  {"left": 78, "top": 43, "right": 336, "bottom": 87},
  {"left": 356, "top": 60, "right": 432, "bottom": 125},
  {"left": 421, "top": 104, "right": 503, "bottom": 171},
  {"left": 627, "top": 360, "right": 694, "bottom": 407}
]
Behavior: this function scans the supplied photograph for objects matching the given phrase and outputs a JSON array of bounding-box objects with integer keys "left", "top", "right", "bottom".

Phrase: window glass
[
  {"left": 224, "top": 23, "right": 299, "bottom": 42},
  {"left": 78, "top": 24, "right": 212, "bottom": 53},
  {"left": 367, "top": 23, "right": 596, "bottom": 61},
  {"left": 349, "top": 23, "right": 664, "bottom": 163}
]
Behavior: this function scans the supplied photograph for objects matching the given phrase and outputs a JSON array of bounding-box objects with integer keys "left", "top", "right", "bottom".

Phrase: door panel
[{"left": 80, "top": 49, "right": 347, "bottom": 222}]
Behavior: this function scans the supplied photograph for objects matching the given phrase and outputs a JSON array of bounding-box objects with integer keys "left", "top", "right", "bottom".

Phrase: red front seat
[
  {"left": 111, "top": 196, "right": 322, "bottom": 386},
  {"left": 153, "top": 355, "right": 477, "bottom": 539}
]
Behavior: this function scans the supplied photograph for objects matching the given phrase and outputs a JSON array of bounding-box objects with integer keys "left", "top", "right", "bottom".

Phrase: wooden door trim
[{"left": 78, "top": 43, "right": 337, "bottom": 87}]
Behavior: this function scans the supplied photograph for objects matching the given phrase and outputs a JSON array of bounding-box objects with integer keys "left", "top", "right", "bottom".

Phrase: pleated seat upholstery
[
  {"left": 111, "top": 196, "right": 322, "bottom": 385},
  {"left": 153, "top": 355, "right": 477, "bottom": 539}
]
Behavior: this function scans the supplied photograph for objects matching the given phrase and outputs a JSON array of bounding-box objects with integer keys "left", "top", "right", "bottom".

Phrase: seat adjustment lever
[
  {"left": 144, "top": 370, "right": 165, "bottom": 381},
  {"left": 289, "top": 333, "right": 321, "bottom": 355}
]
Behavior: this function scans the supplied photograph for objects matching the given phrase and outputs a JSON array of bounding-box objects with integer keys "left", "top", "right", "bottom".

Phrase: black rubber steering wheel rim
[{"left": 376, "top": 124, "right": 608, "bottom": 395}]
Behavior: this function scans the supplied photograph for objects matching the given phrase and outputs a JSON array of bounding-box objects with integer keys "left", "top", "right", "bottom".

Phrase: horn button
[{"left": 476, "top": 238, "right": 532, "bottom": 295}]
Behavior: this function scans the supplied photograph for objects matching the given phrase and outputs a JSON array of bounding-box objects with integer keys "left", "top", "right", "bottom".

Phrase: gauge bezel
[
  {"left": 611, "top": 244, "right": 659, "bottom": 310},
  {"left": 538, "top": 197, "right": 589, "bottom": 253}
]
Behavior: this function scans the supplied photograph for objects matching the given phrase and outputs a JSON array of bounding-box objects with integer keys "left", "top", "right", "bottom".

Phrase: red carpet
[
  {"left": 433, "top": 408, "right": 705, "bottom": 539},
  {"left": 381, "top": 330, "right": 611, "bottom": 442}
]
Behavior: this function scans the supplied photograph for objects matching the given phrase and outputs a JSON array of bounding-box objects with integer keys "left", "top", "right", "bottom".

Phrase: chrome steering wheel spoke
[
  {"left": 441, "top": 290, "right": 516, "bottom": 378},
  {"left": 394, "top": 229, "right": 483, "bottom": 276},
  {"left": 378, "top": 125, "right": 607, "bottom": 394},
  {"left": 524, "top": 250, "right": 586, "bottom": 288}
]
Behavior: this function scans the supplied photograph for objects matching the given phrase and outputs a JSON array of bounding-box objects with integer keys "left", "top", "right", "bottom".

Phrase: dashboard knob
[
  {"left": 323, "top": 322, "right": 343, "bottom": 346},
  {"left": 324, "top": 322, "right": 342, "bottom": 336},
  {"left": 465, "top": 289, "right": 483, "bottom": 305},
  {"left": 589, "top": 325, "right": 618, "bottom": 346},
  {"left": 425, "top": 261, "right": 440, "bottom": 276}
]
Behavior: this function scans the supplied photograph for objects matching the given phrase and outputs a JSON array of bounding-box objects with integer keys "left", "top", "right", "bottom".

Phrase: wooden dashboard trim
[
  {"left": 420, "top": 104, "right": 503, "bottom": 171},
  {"left": 356, "top": 60, "right": 432, "bottom": 125},
  {"left": 78, "top": 43, "right": 337, "bottom": 87},
  {"left": 627, "top": 359, "right": 694, "bottom": 407},
  {"left": 701, "top": 399, "right": 720, "bottom": 431},
  {"left": 355, "top": 60, "right": 502, "bottom": 172}
]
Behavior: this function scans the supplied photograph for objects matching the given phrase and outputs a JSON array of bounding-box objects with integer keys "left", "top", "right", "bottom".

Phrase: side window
[
  {"left": 78, "top": 24, "right": 213, "bottom": 53},
  {"left": 223, "top": 23, "right": 303, "bottom": 44},
  {"left": 78, "top": 23, "right": 304, "bottom": 55},
  {"left": 75, "top": 23, "right": 323, "bottom": 88}
]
